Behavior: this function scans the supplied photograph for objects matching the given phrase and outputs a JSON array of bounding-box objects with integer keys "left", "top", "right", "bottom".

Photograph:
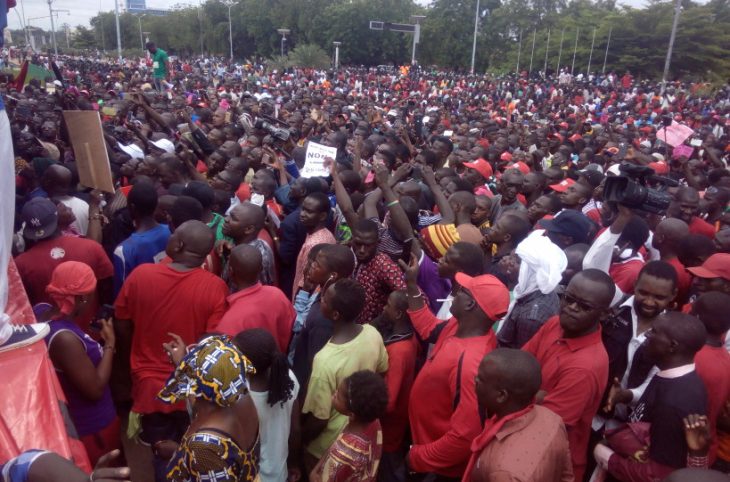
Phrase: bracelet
[
  {"left": 407, "top": 291, "right": 422, "bottom": 299},
  {"left": 386, "top": 200, "right": 400, "bottom": 207},
  {"left": 103, "top": 345, "right": 115, "bottom": 352}
]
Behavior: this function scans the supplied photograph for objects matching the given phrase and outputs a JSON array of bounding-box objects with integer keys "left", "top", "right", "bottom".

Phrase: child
[{"left": 310, "top": 370, "right": 389, "bottom": 482}]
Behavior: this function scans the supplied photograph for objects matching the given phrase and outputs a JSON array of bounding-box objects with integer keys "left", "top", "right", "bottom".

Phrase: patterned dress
[{"left": 310, "top": 421, "right": 383, "bottom": 482}]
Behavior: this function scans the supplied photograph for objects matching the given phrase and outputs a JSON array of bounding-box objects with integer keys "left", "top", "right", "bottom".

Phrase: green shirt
[{"left": 151, "top": 48, "right": 168, "bottom": 79}]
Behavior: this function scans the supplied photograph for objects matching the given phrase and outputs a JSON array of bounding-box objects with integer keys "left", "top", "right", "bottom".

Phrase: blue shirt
[{"left": 113, "top": 223, "right": 171, "bottom": 296}]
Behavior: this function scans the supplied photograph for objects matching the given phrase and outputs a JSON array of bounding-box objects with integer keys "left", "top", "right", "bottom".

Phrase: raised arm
[
  {"left": 422, "top": 165, "right": 455, "bottom": 224},
  {"left": 330, "top": 157, "right": 361, "bottom": 229}
]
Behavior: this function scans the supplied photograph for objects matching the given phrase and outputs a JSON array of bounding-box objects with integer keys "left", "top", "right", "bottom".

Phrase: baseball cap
[
  {"left": 579, "top": 169, "right": 604, "bottom": 188},
  {"left": 507, "top": 161, "right": 530, "bottom": 174},
  {"left": 500, "top": 152, "right": 513, "bottom": 162},
  {"left": 539, "top": 210, "right": 594, "bottom": 245},
  {"left": 22, "top": 198, "right": 58, "bottom": 241},
  {"left": 687, "top": 254, "right": 730, "bottom": 281},
  {"left": 464, "top": 158, "right": 493, "bottom": 180},
  {"left": 151, "top": 138, "right": 176, "bottom": 154},
  {"left": 454, "top": 272, "right": 510, "bottom": 321},
  {"left": 549, "top": 178, "right": 576, "bottom": 193}
]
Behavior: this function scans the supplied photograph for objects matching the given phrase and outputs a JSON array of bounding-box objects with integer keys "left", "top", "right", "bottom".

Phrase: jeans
[{"left": 140, "top": 411, "right": 189, "bottom": 482}]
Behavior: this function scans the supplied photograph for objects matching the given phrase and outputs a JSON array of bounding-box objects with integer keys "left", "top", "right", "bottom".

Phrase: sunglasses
[{"left": 560, "top": 292, "right": 599, "bottom": 312}]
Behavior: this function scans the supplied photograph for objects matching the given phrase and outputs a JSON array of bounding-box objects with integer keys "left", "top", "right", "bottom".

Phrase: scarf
[
  {"left": 461, "top": 404, "right": 535, "bottom": 482},
  {"left": 45, "top": 261, "right": 97, "bottom": 316}
]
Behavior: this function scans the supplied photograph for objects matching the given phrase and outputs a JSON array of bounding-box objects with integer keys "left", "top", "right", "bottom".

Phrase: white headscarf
[
  {"left": 0, "top": 109, "right": 14, "bottom": 343},
  {"left": 513, "top": 230, "right": 568, "bottom": 300}
]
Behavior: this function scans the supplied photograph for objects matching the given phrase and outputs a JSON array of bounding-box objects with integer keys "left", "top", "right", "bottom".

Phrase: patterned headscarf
[{"left": 158, "top": 336, "right": 256, "bottom": 408}]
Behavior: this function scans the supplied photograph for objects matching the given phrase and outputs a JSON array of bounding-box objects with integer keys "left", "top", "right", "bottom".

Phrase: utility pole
[
  {"left": 114, "top": 0, "right": 122, "bottom": 59},
  {"left": 47, "top": 0, "right": 57, "bottom": 56},
  {"left": 587, "top": 27, "right": 596, "bottom": 76},
  {"left": 410, "top": 16, "right": 426, "bottom": 65},
  {"left": 277, "top": 28, "right": 290, "bottom": 57},
  {"left": 333, "top": 41, "right": 341, "bottom": 69},
  {"left": 137, "top": 14, "right": 146, "bottom": 51},
  {"left": 470, "top": 0, "right": 480, "bottom": 75},
  {"left": 528, "top": 29, "right": 536, "bottom": 75},
  {"left": 602, "top": 27, "right": 612, "bottom": 74},
  {"left": 543, "top": 28, "right": 550, "bottom": 75},
  {"left": 662, "top": 0, "right": 682, "bottom": 92},
  {"left": 571, "top": 27, "right": 579, "bottom": 75},
  {"left": 516, "top": 29, "right": 522, "bottom": 73},
  {"left": 556, "top": 27, "right": 565, "bottom": 73},
  {"left": 225, "top": 1, "right": 236, "bottom": 61}
]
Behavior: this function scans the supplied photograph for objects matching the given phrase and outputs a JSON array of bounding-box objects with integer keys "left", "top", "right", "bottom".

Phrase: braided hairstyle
[{"left": 233, "top": 328, "right": 294, "bottom": 407}]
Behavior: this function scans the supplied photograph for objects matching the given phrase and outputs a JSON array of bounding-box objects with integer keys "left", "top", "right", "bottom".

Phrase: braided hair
[{"left": 233, "top": 328, "right": 294, "bottom": 407}]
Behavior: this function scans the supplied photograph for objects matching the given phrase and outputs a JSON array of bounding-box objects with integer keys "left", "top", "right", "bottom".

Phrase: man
[
  {"left": 221, "top": 202, "right": 276, "bottom": 286},
  {"left": 465, "top": 348, "right": 573, "bottom": 482},
  {"left": 351, "top": 219, "right": 407, "bottom": 324},
  {"left": 15, "top": 198, "right": 113, "bottom": 307},
  {"left": 182, "top": 181, "right": 227, "bottom": 241},
  {"left": 114, "top": 220, "right": 228, "bottom": 481},
  {"left": 526, "top": 194, "right": 561, "bottom": 226},
  {"left": 112, "top": 182, "right": 170, "bottom": 296},
  {"left": 489, "top": 168, "right": 526, "bottom": 223},
  {"left": 653, "top": 217, "right": 693, "bottom": 304},
  {"left": 300, "top": 279, "right": 388, "bottom": 473},
  {"left": 448, "top": 191, "right": 483, "bottom": 246},
  {"left": 669, "top": 186, "right": 716, "bottom": 239},
  {"left": 522, "top": 171, "right": 547, "bottom": 207},
  {"left": 292, "top": 192, "right": 336, "bottom": 298},
  {"left": 216, "top": 244, "right": 295, "bottom": 354},
  {"left": 401, "top": 253, "right": 510, "bottom": 478},
  {"left": 692, "top": 292, "right": 730, "bottom": 463},
  {"left": 431, "top": 135, "right": 454, "bottom": 169},
  {"left": 146, "top": 42, "right": 170, "bottom": 92},
  {"left": 523, "top": 269, "right": 615, "bottom": 480},
  {"left": 539, "top": 209, "right": 595, "bottom": 249},
  {"left": 482, "top": 213, "right": 531, "bottom": 272},
  {"left": 424, "top": 241, "right": 484, "bottom": 320},
  {"left": 688, "top": 253, "right": 730, "bottom": 297},
  {"left": 594, "top": 312, "right": 708, "bottom": 481},
  {"left": 551, "top": 177, "right": 594, "bottom": 213},
  {"left": 40, "top": 164, "right": 90, "bottom": 236}
]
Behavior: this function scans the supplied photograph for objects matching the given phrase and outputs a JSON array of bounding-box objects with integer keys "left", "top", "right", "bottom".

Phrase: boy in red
[
  {"left": 692, "top": 291, "right": 730, "bottom": 463},
  {"left": 401, "top": 253, "right": 510, "bottom": 479}
]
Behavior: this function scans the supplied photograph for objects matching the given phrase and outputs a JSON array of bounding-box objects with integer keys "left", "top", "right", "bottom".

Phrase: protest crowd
[{"left": 3, "top": 35, "right": 730, "bottom": 482}]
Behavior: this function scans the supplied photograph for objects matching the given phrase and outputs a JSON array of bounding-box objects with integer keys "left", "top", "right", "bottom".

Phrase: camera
[
  {"left": 603, "top": 163, "right": 677, "bottom": 214},
  {"left": 254, "top": 118, "right": 291, "bottom": 142}
]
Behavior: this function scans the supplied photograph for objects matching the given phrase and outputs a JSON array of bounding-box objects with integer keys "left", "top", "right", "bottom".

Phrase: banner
[
  {"left": 63, "top": 111, "right": 115, "bottom": 193},
  {"left": 301, "top": 141, "right": 337, "bottom": 178},
  {"left": 656, "top": 122, "right": 694, "bottom": 147}
]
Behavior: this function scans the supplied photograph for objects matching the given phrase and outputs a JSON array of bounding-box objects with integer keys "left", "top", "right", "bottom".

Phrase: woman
[
  {"left": 310, "top": 370, "right": 388, "bottom": 482},
  {"left": 234, "top": 329, "right": 301, "bottom": 482},
  {"left": 35, "top": 261, "right": 120, "bottom": 466},
  {"left": 160, "top": 335, "right": 260, "bottom": 482}
]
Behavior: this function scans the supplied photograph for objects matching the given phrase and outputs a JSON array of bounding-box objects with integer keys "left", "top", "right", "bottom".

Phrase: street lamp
[
  {"left": 277, "top": 28, "right": 290, "bottom": 57},
  {"left": 113, "top": 0, "right": 122, "bottom": 59},
  {"left": 137, "top": 14, "right": 146, "bottom": 51},
  {"left": 332, "top": 41, "right": 341, "bottom": 69},
  {"left": 409, "top": 15, "right": 425, "bottom": 65},
  {"left": 223, "top": 0, "right": 237, "bottom": 62}
]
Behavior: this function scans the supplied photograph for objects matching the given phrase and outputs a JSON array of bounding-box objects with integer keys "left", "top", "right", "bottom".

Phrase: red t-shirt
[
  {"left": 216, "top": 283, "right": 295, "bottom": 354},
  {"left": 407, "top": 306, "right": 496, "bottom": 477},
  {"left": 609, "top": 259, "right": 645, "bottom": 294},
  {"left": 695, "top": 344, "right": 730, "bottom": 463},
  {"left": 522, "top": 316, "right": 609, "bottom": 482},
  {"left": 689, "top": 216, "right": 716, "bottom": 239},
  {"left": 382, "top": 334, "right": 419, "bottom": 453},
  {"left": 666, "top": 257, "right": 692, "bottom": 305},
  {"left": 15, "top": 235, "right": 113, "bottom": 305},
  {"left": 114, "top": 263, "right": 228, "bottom": 414}
]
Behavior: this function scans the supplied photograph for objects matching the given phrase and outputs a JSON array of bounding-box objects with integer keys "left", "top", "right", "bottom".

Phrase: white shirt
[
  {"left": 58, "top": 195, "right": 89, "bottom": 236},
  {"left": 249, "top": 370, "right": 300, "bottom": 482}
]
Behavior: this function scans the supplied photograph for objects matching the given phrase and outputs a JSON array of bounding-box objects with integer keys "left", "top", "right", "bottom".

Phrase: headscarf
[
  {"left": 513, "top": 230, "right": 567, "bottom": 300},
  {"left": 158, "top": 336, "right": 256, "bottom": 408},
  {"left": 45, "top": 261, "right": 97, "bottom": 316}
]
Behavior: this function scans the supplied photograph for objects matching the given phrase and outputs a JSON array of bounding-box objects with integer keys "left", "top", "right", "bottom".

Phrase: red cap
[
  {"left": 507, "top": 161, "right": 530, "bottom": 174},
  {"left": 500, "top": 151, "right": 513, "bottom": 162},
  {"left": 454, "top": 273, "right": 510, "bottom": 321},
  {"left": 548, "top": 133, "right": 564, "bottom": 143},
  {"left": 687, "top": 254, "right": 730, "bottom": 281},
  {"left": 549, "top": 178, "right": 576, "bottom": 193},
  {"left": 559, "top": 121, "right": 569, "bottom": 129},
  {"left": 648, "top": 161, "right": 669, "bottom": 175},
  {"left": 464, "top": 158, "right": 493, "bottom": 180},
  {"left": 569, "top": 133, "right": 583, "bottom": 143}
]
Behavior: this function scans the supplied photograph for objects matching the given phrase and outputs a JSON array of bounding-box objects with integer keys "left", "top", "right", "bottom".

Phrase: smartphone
[{"left": 90, "top": 304, "right": 115, "bottom": 331}]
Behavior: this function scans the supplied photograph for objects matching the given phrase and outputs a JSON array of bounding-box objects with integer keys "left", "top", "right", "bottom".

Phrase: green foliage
[{"left": 286, "top": 43, "right": 332, "bottom": 68}]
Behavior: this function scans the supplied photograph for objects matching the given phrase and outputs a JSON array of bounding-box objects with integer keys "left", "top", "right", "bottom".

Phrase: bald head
[
  {"left": 230, "top": 244, "right": 262, "bottom": 288},
  {"left": 484, "top": 348, "right": 542, "bottom": 403},
  {"left": 449, "top": 191, "right": 477, "bottom": 215},
  {"left": 167, "top": 220, "right": 215, "bottom": 265},
  {"left": 664, "top": 468, "right": 729, "bottom": 482},
  {"left": 227, "top": 202, "right": 265, "bottom": 242},
  {"left": 41, "top": 164, "right": 72, "bottom": 196},
  {"left": 654, "top": 217, "right": 689, "bottom": 253},
  {"left": 658, "top": 312, "right": 707, "bottom": 357}
]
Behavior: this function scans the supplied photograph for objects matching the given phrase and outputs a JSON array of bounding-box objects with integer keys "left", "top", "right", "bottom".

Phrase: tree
[
  {"left": 72, "top": 26, "right": 97, "bottom": 50},
  {"left": 287, "top": 43, "right": 331, "bottom": 68}
]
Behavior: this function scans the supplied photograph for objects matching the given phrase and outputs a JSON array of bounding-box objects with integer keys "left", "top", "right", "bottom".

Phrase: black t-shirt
[
  {"left": 291, "top": 300, "right": 333, "bottom": 390},
  {"left": 630, "top": 370, "right": 707, "bottom": 468}
]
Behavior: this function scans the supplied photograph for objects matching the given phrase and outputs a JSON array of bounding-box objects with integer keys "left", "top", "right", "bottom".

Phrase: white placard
[{"left": 301, "top": 142, "right": 338, "bottom": 178}]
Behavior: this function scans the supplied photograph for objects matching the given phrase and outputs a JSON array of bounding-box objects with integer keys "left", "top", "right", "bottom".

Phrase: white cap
[
  {"left": 117, "top": 142, "right": 145, "bottom": 160},
  {"left": 651, "top": 153, "right": 666, "bottom": 162},
  {"left": 151, "top": 138, "right": 175, "bottom": 154}
]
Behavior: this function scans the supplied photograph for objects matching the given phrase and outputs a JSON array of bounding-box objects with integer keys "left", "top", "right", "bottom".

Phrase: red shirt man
[
  {"left": 689, "top": 216, "right": 716, "bottom": 239},
  {"left": 216, "top": 282, "right": 295, "bottom": 354},
  {"left": 523, "top": 269, "right": 615, "bottom": 481}
]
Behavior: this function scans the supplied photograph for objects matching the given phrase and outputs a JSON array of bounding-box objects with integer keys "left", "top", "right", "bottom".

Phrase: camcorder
[
  {"left": 603, "top": 162, "right": 678, "bottom": 214},
  {"left": 254, "top": 118, "right": 291, "bottom": 142}
]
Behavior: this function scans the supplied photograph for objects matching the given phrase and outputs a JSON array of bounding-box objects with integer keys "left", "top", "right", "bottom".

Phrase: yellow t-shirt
[{"left": 302, "top": 324, "right": 389, "bottom": 458}]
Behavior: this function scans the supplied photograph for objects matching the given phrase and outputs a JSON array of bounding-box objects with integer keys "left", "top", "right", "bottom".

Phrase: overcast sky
[{"left": 9, "top": 0, "right": 657, "bottom": 31}]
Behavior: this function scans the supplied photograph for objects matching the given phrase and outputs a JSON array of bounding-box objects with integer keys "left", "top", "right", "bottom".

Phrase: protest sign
[
  {"left": 301, "top": 141, "right": 338, "bottom": 178},
  {"left": 656, "top": 122, "right": 694, "bottom": 147},
  {"left": 672, "top": 144, "right": 694, "bottom": 159},
  {"left": 63, "top": 111, "right": 115, "bottom": 193}
]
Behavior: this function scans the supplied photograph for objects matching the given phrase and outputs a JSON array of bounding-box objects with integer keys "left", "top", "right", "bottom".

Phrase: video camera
[
  {"left": 254, "top": 118, "right": 291, "bottom": 142},
  {"left": 603, "top": 163, "right": 678, "bottom": 214}
]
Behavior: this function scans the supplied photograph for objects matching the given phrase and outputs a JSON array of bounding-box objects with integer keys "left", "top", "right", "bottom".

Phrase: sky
[{"left": 9, "top": 0, "right": 656, "bottom": 31}]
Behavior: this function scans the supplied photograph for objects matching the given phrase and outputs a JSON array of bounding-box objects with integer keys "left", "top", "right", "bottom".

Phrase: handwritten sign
[
  {"left": 656, "top": 122, "right": 695, "bottom": 147},
  {"left": 63, "top": 111, "right": 115, "bottom": 193},
  {"left": 301, "top": 141, "right": 338, "bottom": 178},
  {"left": 672, "top": 144, "right": 694, "bottom": 160}
]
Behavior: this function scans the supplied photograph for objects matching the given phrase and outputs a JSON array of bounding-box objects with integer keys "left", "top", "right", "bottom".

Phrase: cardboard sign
[
  {"left": 672, "top": 144, "right": 694, "bottom": 160},
  {"left": 656, "top": 122, "right": 695, "bottom": 147},
  {"left": 63, "top": 111, "right": 115, "bottom": 193},
  {"left": 301, "top": 141, "right": 338, "bottom": 178}
]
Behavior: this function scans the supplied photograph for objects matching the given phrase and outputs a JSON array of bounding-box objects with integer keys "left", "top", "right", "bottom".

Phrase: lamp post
[
  {"left": 137, "top": 14, "right": 146, "bottom": 51},
  {"left": 277, "top": 28, "right": 290, "bottom": 57},
  {"left": 410, "top": 15, "right": 426, "bottom": 65},
  {"left": 333, "top": 41, "right": 341, "bottom": 69},
  {"left": 46, "top": 0, "right": 57, "bottom": 56},
  {"left": 113, "top": 0, "right": 122, "bottom": 59},
  {"left": 470, "top": 0, "right": 480, "bottom": 74},
  {"left": 661, "top": 0, "right": 682, "bottom": 93},
  {"left": 223, "top": 0, "right": 237, "bottom": 62}
]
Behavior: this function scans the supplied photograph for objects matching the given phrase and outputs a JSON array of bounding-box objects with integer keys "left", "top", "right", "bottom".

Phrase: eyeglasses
[{"left": 560, "top": 292, "right": 599, "bottom": 312}]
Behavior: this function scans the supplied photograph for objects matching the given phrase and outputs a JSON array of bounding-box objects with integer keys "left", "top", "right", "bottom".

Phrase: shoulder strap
[{"left": 452, "top": 352, "right": 466, "bottom": 410}]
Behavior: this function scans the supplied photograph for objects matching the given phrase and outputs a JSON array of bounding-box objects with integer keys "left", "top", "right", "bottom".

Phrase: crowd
[{"left": 2, "top": 40, "right": 730, "bottom": 482}]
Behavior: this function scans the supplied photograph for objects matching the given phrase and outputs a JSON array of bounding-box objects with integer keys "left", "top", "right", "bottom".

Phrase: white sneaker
[{"left": 0, "top": 323, "right": 49, "bottom": 353}]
